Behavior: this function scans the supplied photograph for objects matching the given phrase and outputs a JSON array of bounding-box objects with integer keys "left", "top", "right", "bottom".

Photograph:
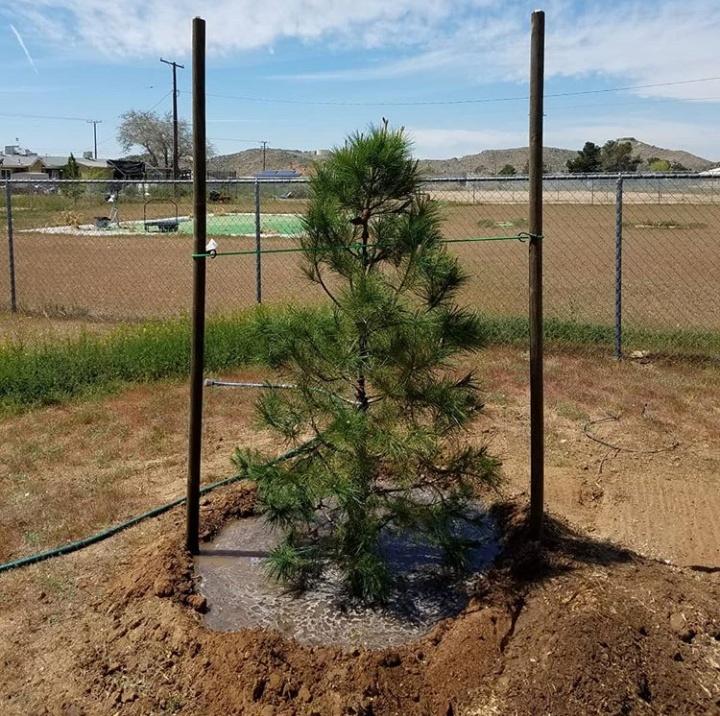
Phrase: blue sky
[{"left": 1, "top": 0, "right": 718, "bottom": 161}]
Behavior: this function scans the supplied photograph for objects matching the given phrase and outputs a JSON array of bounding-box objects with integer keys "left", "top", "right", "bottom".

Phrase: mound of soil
[{"left": 54, "top": 484, "right": 717, "bottom": 716}]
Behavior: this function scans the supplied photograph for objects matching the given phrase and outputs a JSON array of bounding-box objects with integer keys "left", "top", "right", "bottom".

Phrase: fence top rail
[{"left": 3, "top": 172, "right": 715, "bottom": 186}]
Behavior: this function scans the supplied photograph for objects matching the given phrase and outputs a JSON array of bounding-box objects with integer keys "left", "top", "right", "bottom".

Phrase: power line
[
  {"left": 179, "top": 75, "right": 720, "bottom": 107},
  {"left": 93, "top": 90, "right": 178, "bottom": 155},
  {"left": 146, "top": 90, "right": 173, "bottom": 112},
  {"left": 545, "top": 94, "right": 720, "bottom": 114},
  {"left": 208, "top": 137, "right": 269, "bottom": 143},
  {"left": 0, "top": 111, "right": 95, "bottom": 122}
]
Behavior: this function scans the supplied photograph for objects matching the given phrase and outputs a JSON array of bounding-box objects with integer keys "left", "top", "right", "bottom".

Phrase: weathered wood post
[
  {"left": 528, "top": 9, "right": 545, "bottom": 539},
  {"left": 186, "top": 16, "right": 207, "bottom": 554}
]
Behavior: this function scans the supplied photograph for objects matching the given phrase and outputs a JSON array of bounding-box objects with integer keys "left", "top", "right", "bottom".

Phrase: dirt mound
[{"left": 64, "top": 487, "right": 716, "bottom": 715}]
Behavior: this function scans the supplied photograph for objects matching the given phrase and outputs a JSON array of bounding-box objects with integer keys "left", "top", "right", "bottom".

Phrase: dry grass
[
  {"left": 0, "top": 313, "right": 113, "bottom": 346},
  {"left": 1, "top": 345, "right": 718, "bottom": 568},
  {"left": 0, "top": 366, "right": 277, "bottom": 563}
]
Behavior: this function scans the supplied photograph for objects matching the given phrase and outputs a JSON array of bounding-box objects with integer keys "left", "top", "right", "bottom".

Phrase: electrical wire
[
  {"left": 208, "top": 137, "right": 268, "bottom": 144},
  {"left": 0, "top": 111, "right": 94, "bottom": 122},
  {"left": 178, "top": 75, "right": 720, "bottom": 107}
]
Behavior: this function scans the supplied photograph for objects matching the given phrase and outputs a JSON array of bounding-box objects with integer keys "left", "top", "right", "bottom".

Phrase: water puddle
[{"left": 195, "top": 509, "right": 500, "bottom": 649}]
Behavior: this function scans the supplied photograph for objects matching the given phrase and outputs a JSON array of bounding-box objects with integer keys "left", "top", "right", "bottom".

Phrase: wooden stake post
[
  {"left": 186, "top": 17, "right": 207, "bottom": 554},
  {"left": 528, "top": 10, "right": 545, "bottom": 539}
]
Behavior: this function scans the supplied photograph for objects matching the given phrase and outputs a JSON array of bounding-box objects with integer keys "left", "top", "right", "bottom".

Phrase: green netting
[{"left": 178, "top": 213, "right": 305, "bottom": 237}]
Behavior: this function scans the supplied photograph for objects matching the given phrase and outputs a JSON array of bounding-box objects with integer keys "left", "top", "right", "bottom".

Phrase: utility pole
[
  {"left": 528, "top": 9, "right": 545, "bottom": 540},
  {"left": 261, "top": 140, "right": 268, "bottom": 171},
  {"left": 161, "top": 57, "right": 185, "bottom": 179},
  {"left": 87, "top": 120, "right": 102, "bottom": 159}
]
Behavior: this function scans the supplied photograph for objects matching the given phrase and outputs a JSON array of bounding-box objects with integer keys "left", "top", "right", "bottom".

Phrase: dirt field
[
  {"left": 1, "top": 343, "right": 719, "bottom": 713},
  {"left": 1, "top": 201, "right": 719, "bottom": 352}
]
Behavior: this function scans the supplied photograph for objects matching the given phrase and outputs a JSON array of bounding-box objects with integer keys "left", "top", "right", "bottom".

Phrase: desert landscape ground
[
  {"left": 2, "top": 190, "right": 719, "bottom": 346},
  {"left": 1, "top": 317, "right": 719, "bottom": 714},
  {"left": 1, "top": 177, "right": 718, "bottom": 715}
]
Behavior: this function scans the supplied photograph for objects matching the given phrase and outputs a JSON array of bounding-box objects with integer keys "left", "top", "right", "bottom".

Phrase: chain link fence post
[
  {"left": 4, "top": 179, "right": 17, "bottom": 313},
  {"left": 614, "top": 176, "right": 624, "bottom": 359},
  {"left": 255, "top": 178, "right": 262, "bottom": 304}
]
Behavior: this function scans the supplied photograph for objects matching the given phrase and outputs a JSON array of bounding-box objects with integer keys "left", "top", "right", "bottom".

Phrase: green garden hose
[{"left": 0, "top": 441, "right": 313, "bottom": 575}]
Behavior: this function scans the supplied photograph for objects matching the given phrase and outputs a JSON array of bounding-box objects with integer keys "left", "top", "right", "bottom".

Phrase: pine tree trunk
[{"left": 355, "top": 219, "right": 370, "bottom": 412}]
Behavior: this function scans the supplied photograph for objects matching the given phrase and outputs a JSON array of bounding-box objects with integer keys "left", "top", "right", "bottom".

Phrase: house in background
[
  {"left": 0, "top": 146, "right": 113, "bottom": 180},
  {"left": 0, "top": 146, "right": 38, "bottom": 179},
  {"left": 254, "top": 169, "right": 301, "bottom": 180}
]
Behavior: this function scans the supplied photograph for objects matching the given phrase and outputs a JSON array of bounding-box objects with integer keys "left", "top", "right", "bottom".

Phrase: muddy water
[{"left": 195, "top": 512, "right": 499, "bottom": 649}]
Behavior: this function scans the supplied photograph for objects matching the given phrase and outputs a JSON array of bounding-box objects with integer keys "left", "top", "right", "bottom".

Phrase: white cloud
[
  {"left": 272, "top": 1, "right": 720, "bottom": 102},
  {"left": 540, "top": 1, "right": 720, "bottom": 101},
  {"left": 8, "top": 0, "right": 490, "bottom": 57},
  {"left": 7, "top": 0, "right": 720, "bottom": 105}
]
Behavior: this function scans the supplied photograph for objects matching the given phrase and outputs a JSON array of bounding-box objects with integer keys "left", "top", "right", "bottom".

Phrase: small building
[
  {"left": 0, "top": 145, "right": 113, "bottom": 179},
  {"left": 0, "top": 145, "right": 38, "bottom": 179},
  {"left": 254, "top": 169, "right": 301, "bottom": 180}
]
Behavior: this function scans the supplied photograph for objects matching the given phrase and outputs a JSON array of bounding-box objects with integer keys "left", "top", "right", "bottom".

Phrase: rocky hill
[
  {"left": 419, "top": 139, "right": 715, "bottom": 175},
  {"left": 418, "top": 146, "right": 575, "bottom": 175},
  {"left": 207, "top": 148, "right": 318, "bottom": 176},
  {"left": 208, "top": 140, "right": 715, "bottom": 177},
  {"left": 615, "top": 138, "right": 715, "bottom": 171}
]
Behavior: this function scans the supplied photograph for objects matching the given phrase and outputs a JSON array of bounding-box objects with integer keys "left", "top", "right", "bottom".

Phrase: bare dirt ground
[
  {"left": 2, "top": 202, "right": 718, "bottom": 336},
  {"left": 1, "top": 345, "right": 719, "bottom": 713}
]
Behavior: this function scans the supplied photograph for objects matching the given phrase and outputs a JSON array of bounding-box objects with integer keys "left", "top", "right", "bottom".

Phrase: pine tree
[
  {"left": 63, "top": 153, "right": 83, "bottom": 204},
  {"left": 234, "top": 122, "right": 500, "bottom": 603},
  {"left": 566, "top": 142, "right": 602, "bottom": 173}
]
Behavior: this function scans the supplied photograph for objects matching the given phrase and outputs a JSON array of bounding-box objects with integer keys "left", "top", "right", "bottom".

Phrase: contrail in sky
[{"left": 9, "top": 24, "right": 39, "bottom": 75}]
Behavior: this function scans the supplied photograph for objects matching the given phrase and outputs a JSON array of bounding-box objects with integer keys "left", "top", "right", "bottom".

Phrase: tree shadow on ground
[{"left": 488, "top": 499, "right": 636, "bottom": 590}]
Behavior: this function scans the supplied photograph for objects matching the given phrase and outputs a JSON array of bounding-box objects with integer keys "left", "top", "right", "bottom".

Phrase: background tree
[
  {"left": 600, "top": 140, "right": 641, "bottom": 173},
  {"left": 117, "top": 110, "right": 205, "bottom": 170},
  {"left": 235, "top": 123, "right": 500, "bottom": 603},
  {"left": 566, "top": 142, "right": 602, "bottom": 173},
  {"left": 647, "top": 157, "right": 671, "bottom": 172},
  {"left": 522, "top": 159, "right": 549, "bottom": 174},
  {"left": 62, "top": 153, "right": 83, "bottom": 203},
  {"left": 498, "top": 163, "right": 517, "bottom": 176},
  {"left": 64, "top": 153, "right": 80, "bottom": 179}
]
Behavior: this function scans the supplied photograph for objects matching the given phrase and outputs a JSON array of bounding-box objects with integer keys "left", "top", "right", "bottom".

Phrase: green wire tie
[{"left": 192, "top": 233, "right": 540, "bottom": 259}]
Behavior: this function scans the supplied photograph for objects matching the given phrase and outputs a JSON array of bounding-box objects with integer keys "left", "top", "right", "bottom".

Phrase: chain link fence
[{"left": 1, "top": 174, "right": 718, "bottom": 360}]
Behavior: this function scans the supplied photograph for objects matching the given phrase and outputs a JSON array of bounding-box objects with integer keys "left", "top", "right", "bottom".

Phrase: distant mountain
[
  {"left": 207, "top": 148, "right": 319, "bottom": 176},
  {"left": 207, "top": 140, "right": 716, "bottom": 177},
  {"left": 418, "top": 146, "right": 576, "bottom": 175},
  {"left": 615, "top": 138, "right": 715, "bottom": 171},
  {"left": 419, "top": 139, "right": 716, "bottom": 175}
]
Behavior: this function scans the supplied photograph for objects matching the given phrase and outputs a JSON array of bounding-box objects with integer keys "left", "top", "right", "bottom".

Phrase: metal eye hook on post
[{"left": 516, "top": 232, "right": 543, "bottom": 244}]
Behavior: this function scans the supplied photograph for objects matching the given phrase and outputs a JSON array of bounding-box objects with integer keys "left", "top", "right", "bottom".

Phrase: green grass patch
[
  {"left": 1, "top": 307, "right": 717, "bottom": 413},
  {"left": 0, "top": 306, "right": 333, "bottom": 412},
  {"left": 478, "top": 314, "right": 720, "bottom": 359},
  {"left": 177, "top": 212, "right": 305, "bottom": 237}
]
